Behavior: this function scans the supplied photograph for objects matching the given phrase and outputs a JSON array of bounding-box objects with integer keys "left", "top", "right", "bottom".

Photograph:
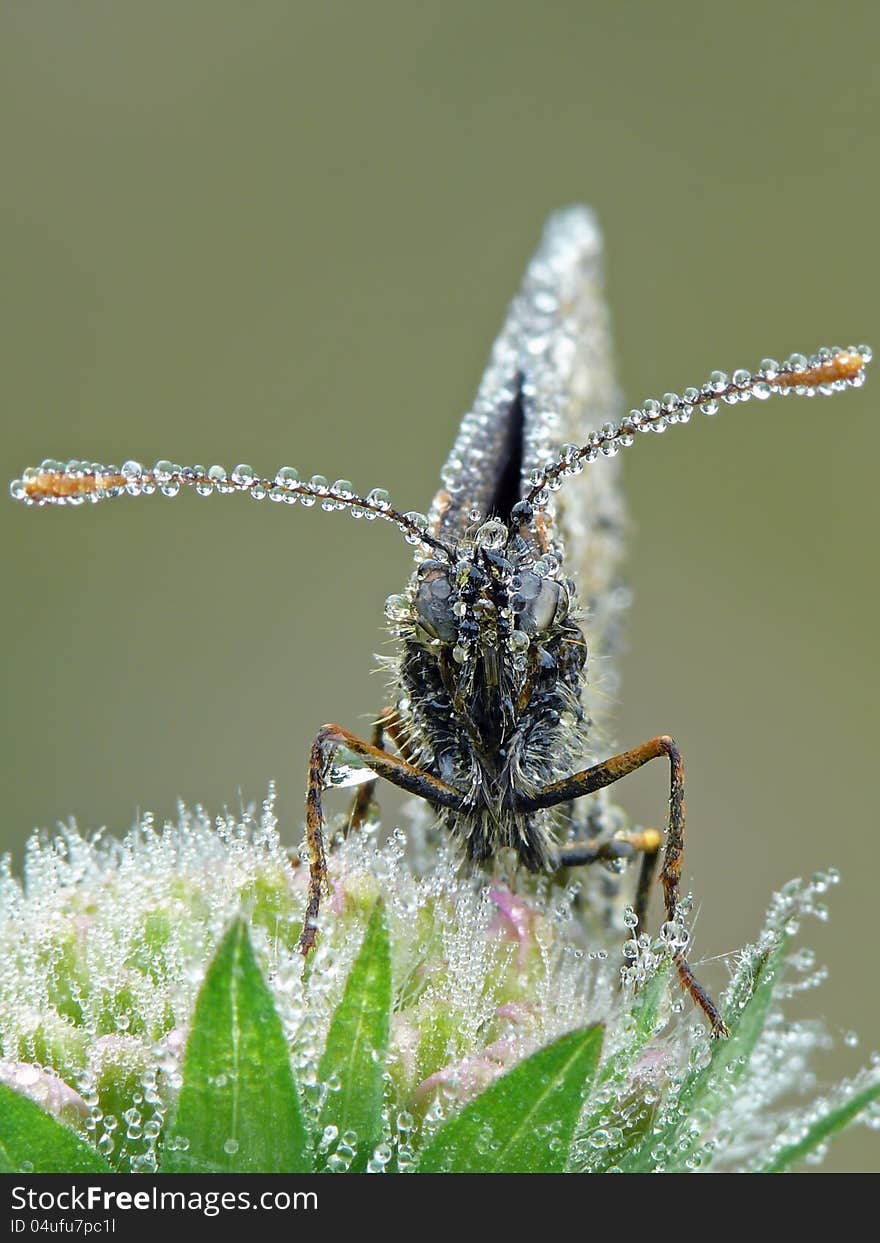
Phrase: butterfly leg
[
  {"left": 347, "top": 707, "right": 410, "bottom": 834},
  {"left": 632, "top": 830, "right": 663, "bottom": 932},
  {"left": 298, "top": 723, "right": 463, "bottom": 955},
  {"left": 556, "top": 828, "right": 662, "bottom": 931},
  {"left": 519, "top": 736, "right": 727, "bottom": 1036}
]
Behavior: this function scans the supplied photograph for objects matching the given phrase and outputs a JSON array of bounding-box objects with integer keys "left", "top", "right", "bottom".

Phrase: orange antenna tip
[
  {"left": 773, "top": 348, "right": 867, "bottom": 389},
  {"left": 12, "top": 463, "right": 128, "bottom": 504}
]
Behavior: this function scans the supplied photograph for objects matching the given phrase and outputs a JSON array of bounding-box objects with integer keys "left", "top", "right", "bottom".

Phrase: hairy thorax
[{"left": 394, "top": 617, "right": 589, "bottom": 871}]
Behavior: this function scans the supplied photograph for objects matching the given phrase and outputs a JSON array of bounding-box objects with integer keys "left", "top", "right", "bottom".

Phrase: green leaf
[
  {"left": 761, "top": 1078, "right": 880, "bottom": 1173},
  {"left": 419, "top": 1024, "right": 604, "bottom": 1174},
  {"left": 621, "top": 936, "right": 788, "bottom": 1173},
  {"left": 602, "top": 959, "right": 673, "bottom": 1084},
  {"left": 0, "top": 1083, "right": 111, "bottom": 1173},
  {"left": 317, "top": 900, "right": 391, "bottom": 1171},
  {"left": 573, "top": 960, "right": 673, "bottom": 1172},
  {"left": 680, "top": 937, "right": 783, "bottom": 1104},
  {"left": 163, "top": 918, "right": 311, "bottom": 1173}
]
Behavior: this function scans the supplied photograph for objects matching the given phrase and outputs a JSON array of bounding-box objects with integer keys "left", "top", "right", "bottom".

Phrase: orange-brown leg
[
  {"left": 347, "top": 707, "right": 412, "bottom": 834},
  {"left": 521, "top": 736, "right": 727, "bottom": 1036},
  {"left": 632, "top": 830, "right": 662, "bottom": 932},
  {"left": 298, "top": 723, "right": 463, "bottom": 955},
  {"left": 556, "top": 828, "right": 661, "bottom": 936}
]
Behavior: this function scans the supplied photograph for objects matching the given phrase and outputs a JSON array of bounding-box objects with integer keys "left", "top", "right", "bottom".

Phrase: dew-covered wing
[{"left": 428, "top": 206, "right": 627, "bottom": 745}]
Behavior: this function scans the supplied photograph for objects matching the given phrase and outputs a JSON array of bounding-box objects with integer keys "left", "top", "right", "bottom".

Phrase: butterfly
[{"left": 12, "top": 207, "right": 870, "bottom": 1035}]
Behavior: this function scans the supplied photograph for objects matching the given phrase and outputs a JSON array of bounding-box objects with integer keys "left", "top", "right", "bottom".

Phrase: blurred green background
[{"left": 2, "top": 2, "right": 877, "bottom": 1170}]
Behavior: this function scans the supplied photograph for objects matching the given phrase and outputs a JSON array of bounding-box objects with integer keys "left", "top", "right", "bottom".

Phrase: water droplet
[
  {"left": 474, "top": 518, "right": 508, "bottom": 550},
  {"left": 384, "top": 593, "right": 410, "bottom": 622},
  {"left": 207, "top": 464, "right": 232, "bottom": 494},
  {"left": 231, "top": 464, "right": 256, "bottom": 488},
  {"left": 121, "top": 460, "right": 143, "bottom": 495},
  {"left": 275, "top": 466, "right": 300, "bottom": 491},
  {"left": 366, "top": 487, "right": 391, "bottom": 510},
  {"left": 708, "top": 370, "right": 729, "bottom": 393}
]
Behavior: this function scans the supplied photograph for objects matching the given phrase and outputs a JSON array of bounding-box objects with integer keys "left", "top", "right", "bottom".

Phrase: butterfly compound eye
[
  {"left": 510, "top": 572, "right": 564, "bottom": 636},
  {"left": 415, "top": 561, "right": 458, "bottom": 643}
]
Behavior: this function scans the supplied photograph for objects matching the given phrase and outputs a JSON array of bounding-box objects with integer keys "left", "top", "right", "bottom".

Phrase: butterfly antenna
[
  {"left": 524, "top": 345, "right": 871, "bottom": 506},
  {"left": 10, "top": 460, "right": 453, "bottom": 559}
]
